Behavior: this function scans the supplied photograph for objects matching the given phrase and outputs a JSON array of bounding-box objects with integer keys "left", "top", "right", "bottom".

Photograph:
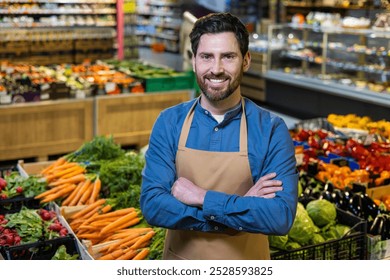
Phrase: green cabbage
[
  {"left": 288, "top": 203, "right": 317, "bottom": 246},
  {"left": 285, "top": 241, "right": 301, "bottom": 250},
  {"left": 306, "top": 199, "right": 337, "bottom": 227},
  {"left": 268, "top": 235, "right": 289, "bottom": 250},
  {"left": 310, "top": 233, "right": 326, "bottom": 245}
]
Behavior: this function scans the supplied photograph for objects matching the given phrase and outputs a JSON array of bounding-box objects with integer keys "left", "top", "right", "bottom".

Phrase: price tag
[
  {"left": 75, "top": 90, "right": 86, "bottom": 99},
  {"left": 41, "top": 83, "right": 50, "bottom": 91},
  {"left": 105, "top": 82, "right": 116, "bottom": 94},
  {"left": 40, "top": 93, "right": 49, "bottom": 100},
  {"left": 0, "top": 94, "right": 11, "bottom": 104}
]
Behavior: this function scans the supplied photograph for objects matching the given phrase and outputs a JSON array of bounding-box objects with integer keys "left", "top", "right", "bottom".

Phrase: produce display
[
  {"left": 0, "top": 61, "right": 145, "bottom": 104},
  {"left": 4, "top": 135, "right": 165, "bottom": 260},
  {"left": 2, "top": 114, "right": 390, "bottom": 260}
]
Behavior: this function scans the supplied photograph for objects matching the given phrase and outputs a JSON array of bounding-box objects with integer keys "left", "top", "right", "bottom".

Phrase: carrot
[
  {"left": 102, "top": 227, "right": 153, "bottom": 243},
  {"left": 34, "top": 183, "right": 71, "bottom": 199},
  {"left": 97, "top": 248, "right": 124, "bottom": 260},
  {"left": 67, "top": 178, "right": 91, "bottom": 206},
  {"left": 52, "top": 165, "right": 82, "bottom": 178},
  {"left": 88, "top": 177, "right": 101, "bottom": 204},
  {"left": 132, "top": 248, "right": 150, "bottom": 260},
  {"left": 59, "top": 166, "right": 86, "bottom": 179},
  {"left": 130, "top": 230, "right": 155, "bottom": 250},
  {"left": 77, "top": 181, "right": 94, "bottom": 205},
  {"left": 77, "top": 232, "right": 107, "bottom": 240},
  {"left": 39, "top": 184, "right": 77, "bottom": 203},
  {"left": 106, "top": 230, "right": 150, "bottom": 253},
  {"left": 116, "top": 249, "right": 139, "bottom": 260},
  {"left": 100, "top": 211, "right": 139, "bottom": 236},
  {"left": 48, "top": 173, "right": 86, "bottom": 187},
  {"left": 61, "top": 181, "right": 84, "bottom": 206},
  {"left": 85, "top": 204, "right": 112, "bottom": 221},
  {"left": 40, "top": 157, "right": 66, "bottom": 175},
  {"left": 91, "top": 207, "right": 135, "bottom": 221},
  {"left": 69, "top": 198, "right": 106, "bottom": 220}
]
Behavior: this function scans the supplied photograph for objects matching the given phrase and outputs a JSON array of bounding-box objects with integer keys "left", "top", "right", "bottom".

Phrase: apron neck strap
[{"left": 178, "top": 97, "right": 248, "bottom": 153}]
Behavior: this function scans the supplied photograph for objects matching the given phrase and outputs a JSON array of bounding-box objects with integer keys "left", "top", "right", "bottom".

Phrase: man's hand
[
  {"left": 244, "top": 172, "right": 283, "bottom": 198},
  {"left": 171, "top": 177, "right": 207, "bottom": 207}
]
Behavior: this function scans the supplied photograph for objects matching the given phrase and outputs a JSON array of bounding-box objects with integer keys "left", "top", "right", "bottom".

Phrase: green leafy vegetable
[
  {"left": 288, "top": 203, "right": 317, "bottom": 246},
  {"left": 269, "top": 235, "right": 289, "bottom": 250},
  {"left": 51, "top": 245, "right": 79, "bottom": 260},
  {"left": 65, "top": 135, "right": 125, "bottom": 163},
  {"left": 306, "top": 199, "right": 337, "bottom": 227}
]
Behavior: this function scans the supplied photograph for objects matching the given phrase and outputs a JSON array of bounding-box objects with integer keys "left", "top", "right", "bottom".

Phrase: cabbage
[
  {"left": 310, "top": 233, "right": 325, "bottom": 245},
  {"left": 288, "top": 202, "right": 317, "bottom": 246},
  {"left": 268, "top": 235, "right": 289, "bottom": 250},
  {"left": 321, "top": 226, "right": 339, "bottom": 241},
  {"left": 334, "top": 224, "right": 351, "bottom": 238},
  {"left": 285, "top": 241, "right": 301, "bottom": 250},
  {"left": 306, "top": 199, "right": 337, "bottom": 227}
]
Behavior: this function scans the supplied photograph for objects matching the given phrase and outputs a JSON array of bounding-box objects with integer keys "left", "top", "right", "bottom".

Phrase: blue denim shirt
[{"left": 140, "top": 97, "right": 298, "bottom": 235}]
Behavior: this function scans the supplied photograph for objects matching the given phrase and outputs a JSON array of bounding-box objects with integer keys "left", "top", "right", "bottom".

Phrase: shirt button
[
  {"left": 205, "top": 110, "right": 209, "bottom": 115},
  {"left": 239, "top": 227, "right": 243, "bottom": 230},
  {"left": 214, "top": 226, "right": 219, "bottom": 231},
  {"left": 210, "top": 215, "right": 215, "bottom": 220},
  {"left": 214, "top": 127, "right": 219, "bottom": 132}
]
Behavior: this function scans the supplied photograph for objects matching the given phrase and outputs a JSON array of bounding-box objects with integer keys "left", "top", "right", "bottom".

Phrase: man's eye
[{"left": 201, "top": 55, "right": 211, "bottom": 60}]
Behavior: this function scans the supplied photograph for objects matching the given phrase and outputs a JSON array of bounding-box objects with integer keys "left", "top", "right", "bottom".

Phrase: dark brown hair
[{"left": 189, "top": 12, "right": 249, "bottom": 58}]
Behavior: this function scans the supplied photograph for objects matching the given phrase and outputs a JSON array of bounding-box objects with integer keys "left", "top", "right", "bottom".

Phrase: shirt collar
[{"left": 195, "top": 96, "right": 242, "bottom": 126}]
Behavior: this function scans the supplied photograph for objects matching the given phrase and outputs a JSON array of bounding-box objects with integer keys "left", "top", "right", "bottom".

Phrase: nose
[{"left": 211, "top": 58, "right": 224, "bottom": 75}]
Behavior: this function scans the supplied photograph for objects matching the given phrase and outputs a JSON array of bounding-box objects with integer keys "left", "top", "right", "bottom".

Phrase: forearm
[
  {"left": 202, "top": 172, "right": 298, "bottom": 235},
  {"left": 140, "top": 181, "right": 228, "bottom": 232}
]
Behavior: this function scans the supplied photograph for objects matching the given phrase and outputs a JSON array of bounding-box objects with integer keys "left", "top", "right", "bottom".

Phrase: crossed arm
[{"left": 171, "top": 172, "right": 283, "bottom": 207}]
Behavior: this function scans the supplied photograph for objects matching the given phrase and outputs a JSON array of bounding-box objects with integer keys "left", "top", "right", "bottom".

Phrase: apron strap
[{"left": 178, "top": 98, "right": 248, "bottom": 154}]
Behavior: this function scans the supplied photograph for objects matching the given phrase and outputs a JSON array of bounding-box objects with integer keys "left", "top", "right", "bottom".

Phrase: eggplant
[
  {"left": 361, "top": 193, "right": 380, "bottom": 220},
  {"left": 369, "top": 214, "right": 390, "bottom": 240},
  {"left": 331, "top": 189, "right": 345, "bottom": 209},
  {"left": 319, "top": 190, "right": 333, "bottom": 203},
  {"left": 348, "top": 193, "right": 363, "bottom": 218}
]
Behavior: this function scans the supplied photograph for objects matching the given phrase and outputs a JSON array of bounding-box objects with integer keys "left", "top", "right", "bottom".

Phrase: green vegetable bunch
[{"left": 0, "top": 172, "right": 47, "bottom": 200}]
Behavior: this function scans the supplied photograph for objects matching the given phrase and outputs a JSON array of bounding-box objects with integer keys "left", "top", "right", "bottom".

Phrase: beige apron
[{"left": 163, "top": 99, "right": 270, "bottom": 260}]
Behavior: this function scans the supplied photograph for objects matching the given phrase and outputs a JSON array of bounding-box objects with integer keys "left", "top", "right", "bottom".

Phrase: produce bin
[
  {"left": 137, "top": 71, "right": 195, "bottom": 92},
  {"left": 0, "top": 196, "right": 41, "bottom": 215},
  {"left": 0, "top": 164, "right": 41, "bottom": 214},
  {"left": 0, "top": 234, "right": 81, "bottom": 260},
  {"left": 270, "top": 208, "right": 367, "bottom": 260}
]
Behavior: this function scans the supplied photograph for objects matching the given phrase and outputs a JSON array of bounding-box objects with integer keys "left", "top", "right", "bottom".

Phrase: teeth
[{"left": 209, "top": 79, "right": 225, "bottom": 83}]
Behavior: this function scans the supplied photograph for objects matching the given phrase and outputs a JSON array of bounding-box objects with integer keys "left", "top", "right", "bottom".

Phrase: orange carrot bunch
[{"left": 34, "top": 157, "right": 102, "bottom": 206}]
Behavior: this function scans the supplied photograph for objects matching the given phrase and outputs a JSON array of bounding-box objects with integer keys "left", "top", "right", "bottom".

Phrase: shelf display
[
  {"left": 134, "top": 0, "right": 183, "bottom": 53},
  {"left": 0, "top": 0, "right": 118, "bottom": 64},
  {"left": 123, "top": 0, "right": 139, "bottom": 59},
  {"left": 267, "top": 23, "right": 390, "bottom": 100}
]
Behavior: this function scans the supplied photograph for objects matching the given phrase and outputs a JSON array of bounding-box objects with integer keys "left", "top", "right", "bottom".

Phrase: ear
[{"left": 243, "top": 52, "right": 251, "bottom": 72}]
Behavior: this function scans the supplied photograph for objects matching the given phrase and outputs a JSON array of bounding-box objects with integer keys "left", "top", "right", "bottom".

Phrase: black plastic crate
[
  {"left": 271, "top": 208, "right": 367, "bottom": 260},
  {"left": 0, "top": 196, "right": 41, "bottom": 215},
  {"left": 0, "top": 165, "right": 18, "bottom": 178},
  {"left": 0, "top": 234, "right": 81, "bottom": 260}
]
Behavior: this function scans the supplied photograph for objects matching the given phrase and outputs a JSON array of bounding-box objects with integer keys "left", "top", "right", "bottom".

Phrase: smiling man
[{"left": 140, "top": 12, "right": 298, "bottom": 260}]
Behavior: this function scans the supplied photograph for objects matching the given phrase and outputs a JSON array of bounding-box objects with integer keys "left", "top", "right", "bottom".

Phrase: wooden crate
[
  {"left": 0, "top": 98, "right": 94, "bottom": 161},
  {"left": 95, "top": 91, "right": 191, "bottom": 148}
]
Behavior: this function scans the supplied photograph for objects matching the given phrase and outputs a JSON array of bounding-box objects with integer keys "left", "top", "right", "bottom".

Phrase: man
[{"left": 140, "top": 12, "right": 298, "bottom": 260}]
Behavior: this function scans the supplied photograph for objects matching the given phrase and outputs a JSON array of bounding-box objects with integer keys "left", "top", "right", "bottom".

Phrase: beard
[{"left": 196, "top": 70, "right": 243, "bottom": 102}]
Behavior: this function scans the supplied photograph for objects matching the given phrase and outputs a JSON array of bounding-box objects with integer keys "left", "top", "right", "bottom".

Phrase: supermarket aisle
[{"left": 138, "top": 47, "right": 300, "bottom": 129}]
